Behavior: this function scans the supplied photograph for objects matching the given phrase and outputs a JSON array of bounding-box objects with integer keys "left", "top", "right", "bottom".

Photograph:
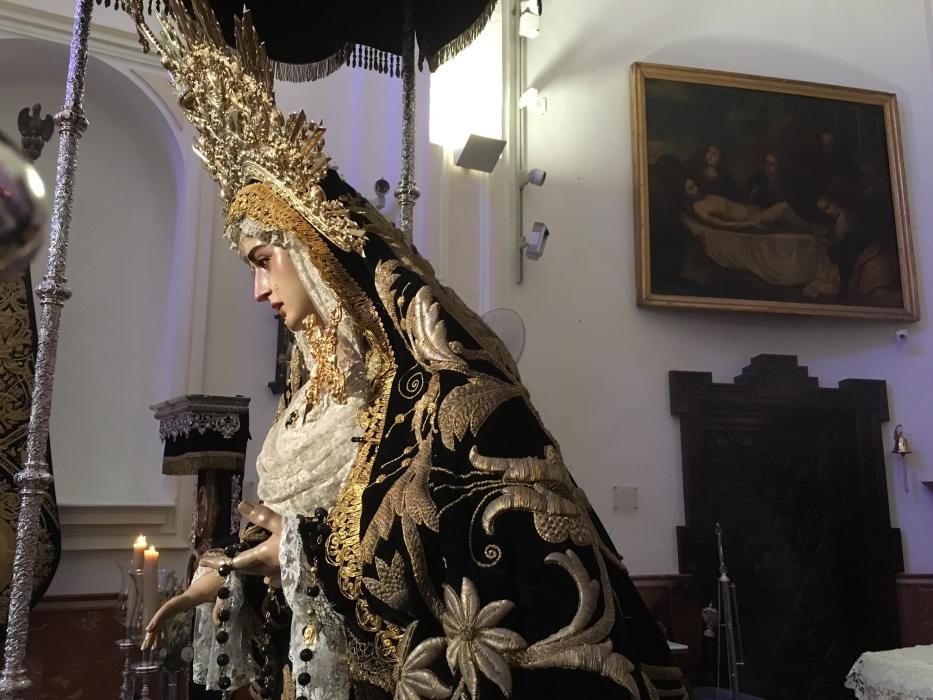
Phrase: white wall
[
  {"left": 1, "top": 43, "right": 180, "bottom": 507},
  {"left": 492, "top": 0, "right": 933, "bottom": 574}
]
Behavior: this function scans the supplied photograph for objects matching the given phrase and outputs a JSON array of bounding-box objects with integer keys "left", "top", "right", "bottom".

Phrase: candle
[
  {"left": 142, "top": 545, "right": 159, "bottom": 631},
  {"left": 125, "top": 535, "right": 147, "bottom": 628},
  {"left": 132, "top": 535, "right": 147, "bottom": 571}
]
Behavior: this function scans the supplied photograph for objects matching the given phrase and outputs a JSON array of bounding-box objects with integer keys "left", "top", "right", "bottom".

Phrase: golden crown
[{"left": 127, "top": 0, "right": 366, "bottom": 253}]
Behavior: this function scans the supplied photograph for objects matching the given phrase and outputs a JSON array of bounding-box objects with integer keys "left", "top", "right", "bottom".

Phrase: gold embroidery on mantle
[
  {"left": 469, "top": 446, "right": 592, "bottom": 546},
  {"left": 517, "top": 550, "right": 639, "bottom": 695},
  {"left": 642, "top": 662, "right": 687, "bottom": 682},
  {"left": 438, "top": 377, "right": 524, "bottom": 451},
  {"left": 362, "top": 551, "right": 409, "bottom": 610},
  {"left": 353, "top": 194, "right": 522, "bottom": 387},
  {"left": 640, "top": 672, "right": 664, "bottom": 700},
  {"left": 654, "top": 684, "right": 688, "bottom": 699}
]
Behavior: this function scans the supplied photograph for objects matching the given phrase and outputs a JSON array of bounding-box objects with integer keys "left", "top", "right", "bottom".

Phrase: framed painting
[{"left": 631, "top": 62, "right": 919, "bottom": 320}]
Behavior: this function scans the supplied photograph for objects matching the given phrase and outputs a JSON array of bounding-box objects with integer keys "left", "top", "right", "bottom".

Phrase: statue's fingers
[
  {"left": 144, "top": 601, "right": 171, "bottom": 633},
  {"left": 211, "top": 596, "right": 223, "bottom": 627},
  {"left": 141, "top": 630, "right": 155, "bottom": 651},
  {"left": 230, "top": 540, "right": 279, "bottom": 577},
  {"left": 230, "top": 545, "right": 265, "bottom": 572},
  {"left": 245, "top": 504, "right": 281, "bottom": 533},
  {"left": 198, "top": 553, "right": 224, "bottom": 570}
]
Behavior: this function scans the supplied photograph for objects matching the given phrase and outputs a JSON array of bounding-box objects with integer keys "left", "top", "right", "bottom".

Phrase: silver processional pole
[
  {"left": 0, "top": 0, "right": 93, "bottom": 695},
  {"left": 394, "top": 0, "right": 420, "bottom": 245}
]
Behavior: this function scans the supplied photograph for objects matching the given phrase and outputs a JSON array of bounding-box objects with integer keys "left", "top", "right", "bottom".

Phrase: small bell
[{"left": 892, "top": 424, "right": 912, "bottom": 456}]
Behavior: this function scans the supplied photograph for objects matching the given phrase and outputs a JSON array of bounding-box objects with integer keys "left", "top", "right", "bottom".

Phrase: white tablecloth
[{"left": 845, "top": 645, "right": 933, "bottom": 699}]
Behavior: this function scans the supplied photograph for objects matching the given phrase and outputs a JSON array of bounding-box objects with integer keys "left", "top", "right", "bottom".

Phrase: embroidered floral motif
[
  {"left": 438, "top": 378, "right": 523, "bottom": 451},
  {"left": 363, "top": 551, "right": 410, "bottom": 610},
  {"left": 406, "top": 286, "right": 462, "bottom": 366},
  {"left": 395, "top": 625, "right": 451, "bottom": 700},
  {"left": 441, "top": 578, "right": 527, "bottom": 698},
  {"left": 469, "top": 446, "right": 592, "bottom": 546}
]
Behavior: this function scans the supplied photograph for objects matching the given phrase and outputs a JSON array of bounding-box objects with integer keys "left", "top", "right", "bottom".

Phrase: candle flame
[
  {"left": 146, "top": 545, "right": 158, "bottom": 554},
  {"left": 134, "top": 535, "right": 147, "bottom": 547}
]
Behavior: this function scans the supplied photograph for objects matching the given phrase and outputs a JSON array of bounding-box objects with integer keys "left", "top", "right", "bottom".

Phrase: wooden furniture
[
  {"left": 897, "top": 574, "right": 933, "bottom": 647},
  {"left": 671, "top": 355, "right": 902, "bottom": 699}
]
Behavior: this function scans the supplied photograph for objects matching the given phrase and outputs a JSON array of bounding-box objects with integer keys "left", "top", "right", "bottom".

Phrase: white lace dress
[{"left": 191, "top": 365, "right": 364, "bottom": 697}]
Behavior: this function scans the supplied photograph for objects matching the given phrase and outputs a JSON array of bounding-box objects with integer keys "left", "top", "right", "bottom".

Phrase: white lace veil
[{"left": 225, "top": 216, "right": 367, "bottom": 379}]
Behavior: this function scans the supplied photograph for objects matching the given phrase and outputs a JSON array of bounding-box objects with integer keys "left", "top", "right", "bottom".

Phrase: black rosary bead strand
[
  {"left": 215, "top": 554, "right": 235, "bottom": 699},
  {"left": 254, "top": 588, "right": 277, "bottom": 698},
  {"left": 292, "top": 506, "right": 329, "bottom": 697}
]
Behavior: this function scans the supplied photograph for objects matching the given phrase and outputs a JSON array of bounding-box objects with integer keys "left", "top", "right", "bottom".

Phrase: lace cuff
[
  {"left": 279, "top": 512, "right": 350, "bottom": 699},
  {"left": 190, "top": 566, "right": 254, "bottom": 691}
]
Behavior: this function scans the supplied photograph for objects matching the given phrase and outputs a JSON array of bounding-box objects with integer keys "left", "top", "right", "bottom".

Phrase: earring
[{"left": 302, "top": 306, "right": 348, "bottom": 415}]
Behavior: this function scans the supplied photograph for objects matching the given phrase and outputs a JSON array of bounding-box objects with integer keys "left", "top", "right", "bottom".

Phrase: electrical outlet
[{"left": 612, "top": 485, "right": 638, "bottom": 512}]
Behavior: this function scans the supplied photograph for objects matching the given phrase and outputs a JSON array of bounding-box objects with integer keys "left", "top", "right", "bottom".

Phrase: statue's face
[{"left": 238, "top": 235, "right": 317, "bottom": 331}]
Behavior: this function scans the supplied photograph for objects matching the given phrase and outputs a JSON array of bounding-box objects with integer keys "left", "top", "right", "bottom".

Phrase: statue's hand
[
  {"left": 141, "top": 569, "right": 222, "bottom": 650},
  {"left": 198, "top": 502, "right": 282, "bottom": 578}
]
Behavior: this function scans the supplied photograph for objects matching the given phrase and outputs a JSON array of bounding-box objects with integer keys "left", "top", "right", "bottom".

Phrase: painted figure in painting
[
  {"left": 744, "top": 152, "right": 798, "bottom": 210},
  {"left": 690, "top": 143, "right": 741, "bottom": 200},
  {"left": 683, "top": 177, "right": 824, "bottom": 235}
]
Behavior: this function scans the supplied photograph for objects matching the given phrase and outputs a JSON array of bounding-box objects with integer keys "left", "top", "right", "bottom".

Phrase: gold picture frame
[{"left": 631, "top": 62, "right": 919, "bottom": 320}]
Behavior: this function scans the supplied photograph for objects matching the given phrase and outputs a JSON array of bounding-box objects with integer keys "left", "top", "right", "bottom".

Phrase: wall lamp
[
  {"left": 517, "top": 168, "right": 549, "bottom": 284},
  {"left": 454, "top": 134, "right": 508, "bottom": 173},
  {"left": 373, "top": 178, "right": 390, "bottom": 210},
  {"left": 519, "top": 87, "right": 548, "bottom": 114}
]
